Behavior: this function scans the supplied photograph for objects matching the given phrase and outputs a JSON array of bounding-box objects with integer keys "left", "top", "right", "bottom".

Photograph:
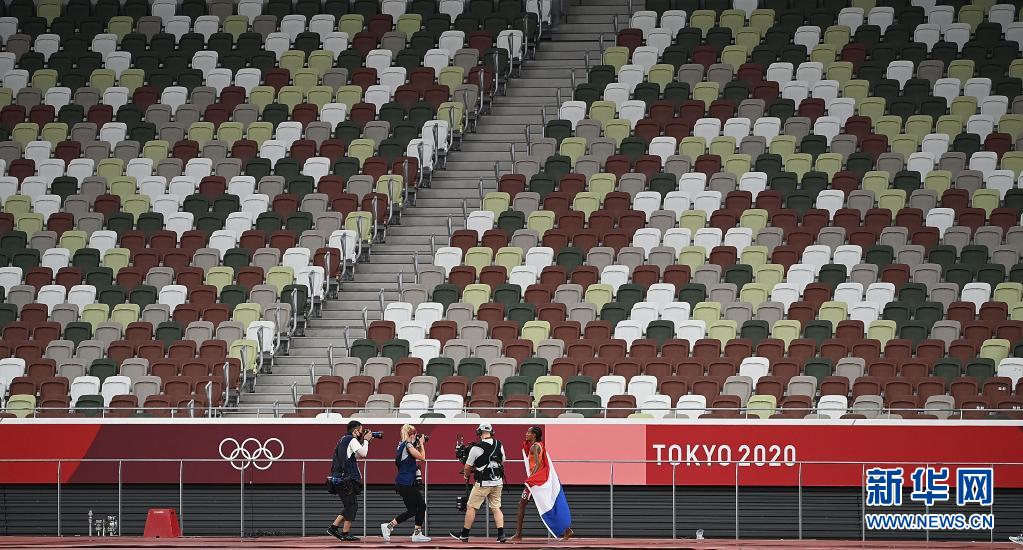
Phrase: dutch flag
[{"left": 522, "top": 443, "right": 572, "bottom": 538}]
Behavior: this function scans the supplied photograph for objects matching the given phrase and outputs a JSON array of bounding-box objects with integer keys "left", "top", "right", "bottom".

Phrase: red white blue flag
[{"left": 522, "top": 442, "right": 572, "bottom": 538}]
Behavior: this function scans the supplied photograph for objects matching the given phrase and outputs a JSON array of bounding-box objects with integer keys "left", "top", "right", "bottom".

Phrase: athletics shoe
[
  {"left": 411, "top": 532, "right": 432, "bottom": 542},
  {"left": 327, "top": 525, "right": 344, "bottom": 541},
  {"left": 381, "top": 523, "right": 392, "bottom": 542},
  {"left": 449, "top": 531, "right": 469, "bottom": 542},
  {"left": 497, "top": 533, "right": 508, "bottom": 543},
  {"left": 341, "top": 533, "right": 360, "bottom": 542},
  {"left": 1010, "top": 534, "right": 1023, "bottom": 545}
]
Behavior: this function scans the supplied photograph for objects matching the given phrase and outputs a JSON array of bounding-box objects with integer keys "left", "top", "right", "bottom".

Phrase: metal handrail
[
  {"left": 432, "top": 119, "right": 443, "bottom": 162},
  {"left": 356, "top": 210, "right": 368, "bottom": 259},
  {"left": 416, "top": 140, "right": 428, "bottom": 183},
  {"left": 323, "top": 249, "right": 334, "bottom": 297},
  {"left": 389, "top": 176, "right": 402, "bottom": 221},
  {"left": 220, "top": 362, "right": 231, "bottom": 405},
  {"left": 371, "top": 193, "right": 381, "bottom": 239},
  {"left": 401, "top": 160, "right": 411, "bottom": 202},
  {"left": 316, "top": 266, "right": 327, "bottom": 308},
  {"left": 255, "top": 328, "right": 265, "bottom": 370},
  {"left": 307, "top": 270, "right": 319, "bottom": 319},
  {"left": 5, "top": 405, "right": 1019, "bottom": 418},
  {"left": 4, "top": 457, "right": 1011, "bottom": 465},
  {"left": 204, "top": 383, "right": 213, "bottom": 417},
  {"left": 522, "top": 14, "right": 530, "bottom": 61},
  {"left": 6, "top": 456, "right": 1006, "bottom": 542},
  {"left": 289, "top": 291, "right": 299, "bottom": 342},
  {"left": 338, "top": 236, "right": 349, "bottom": 281}
]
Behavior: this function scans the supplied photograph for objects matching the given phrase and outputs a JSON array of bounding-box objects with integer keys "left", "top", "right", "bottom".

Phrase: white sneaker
[
  {"left": 381, "top": 523, "right": 392, "bottom": 542},
  {"left": 412, "top": 532, "right": 432, "bottom": 542},
  {"left": 1010, "top": 534, "right": 1023, "bottom": 546}
]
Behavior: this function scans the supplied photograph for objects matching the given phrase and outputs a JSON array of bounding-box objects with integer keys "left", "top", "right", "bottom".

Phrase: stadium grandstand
[
  {"left": 0, "top": 0, "right": 547, "bottom": 418},
  {"left": 2, "top": 0, "right": 1023, "bottom": 545},
  {"left": 0, "top": 0, "right": 1021, "bottom": 420}
]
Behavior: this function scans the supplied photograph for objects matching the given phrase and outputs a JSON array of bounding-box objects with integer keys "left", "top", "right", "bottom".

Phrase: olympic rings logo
[{"left": 218, "top": 437, "right": 285, "bottom": 471}]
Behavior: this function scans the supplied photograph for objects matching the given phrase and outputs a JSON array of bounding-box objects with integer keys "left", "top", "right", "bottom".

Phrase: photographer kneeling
[
  {"left": 381, "top": 424, "right": 431, "bottom": 543},
  {"left": 451, "top": 423, "right": 507, "bottom": 543},
  {"left": 327, "top": 420, "right": 377, "bottom": 542}
]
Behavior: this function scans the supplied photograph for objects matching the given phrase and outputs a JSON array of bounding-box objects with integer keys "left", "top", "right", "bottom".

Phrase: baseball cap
[{"left": 477, "top": 423, "right": 493, "bottom": 433}]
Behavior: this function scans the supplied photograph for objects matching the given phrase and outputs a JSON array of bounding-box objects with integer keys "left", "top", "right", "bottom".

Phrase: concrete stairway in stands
[{"left": 235, "top": 0, "right": 634, "bottom": 415}]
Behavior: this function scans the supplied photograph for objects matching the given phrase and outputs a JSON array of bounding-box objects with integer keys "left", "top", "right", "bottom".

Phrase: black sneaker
[
  {"left": 341, "top": 533, "right": 360, "bottom": 542},
  {"left": 327, "top": 525, "right": 344, "bottom": 541},
  {"left": 449, "top": 531, "right": 469, "bottom": 542},
  {"left": 497, "top": 534, "right": 508, "bottom": 543}
]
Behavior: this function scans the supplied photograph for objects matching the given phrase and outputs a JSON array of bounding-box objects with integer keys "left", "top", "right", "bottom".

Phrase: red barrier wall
[{"left": 0, "top": 420, "right": 1019, "bottom": 487}]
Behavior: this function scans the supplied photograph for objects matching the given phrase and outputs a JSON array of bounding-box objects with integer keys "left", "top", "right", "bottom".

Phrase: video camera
[
  {"left": 455, "top": 423, "right": 493, "bottom": 463},
  {"left": 454, "top": 434, "right": 473, "bottom": 464},
  {"left": 454, "top": 434, "right": 474, "bottom": 512}
]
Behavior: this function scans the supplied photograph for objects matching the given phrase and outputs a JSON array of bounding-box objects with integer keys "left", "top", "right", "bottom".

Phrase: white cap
[{"left": 477, "top": 422, "right": 493, "bottom": 433}]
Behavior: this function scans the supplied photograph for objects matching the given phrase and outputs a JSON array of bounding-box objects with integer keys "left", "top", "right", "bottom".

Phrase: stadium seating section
[
  {"left": 2, "top": 0, "right": 1023, "bottom": 420},
  {"left": 0, "top": 0, "right": 539, "bottom": 417}
]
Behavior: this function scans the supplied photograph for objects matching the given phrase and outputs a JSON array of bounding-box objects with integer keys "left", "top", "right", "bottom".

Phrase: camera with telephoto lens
[{"left": 365, "top": 430, "right": 384, "bottom": 439}]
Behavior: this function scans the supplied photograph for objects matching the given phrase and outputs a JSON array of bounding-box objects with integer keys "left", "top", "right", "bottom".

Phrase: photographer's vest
[
  {"left": 394, "top": 442, "right": 417, "bottom": 486},
  {"left": 332, "top": 435, "right": 362, "bottom": 482},
  {"left": 472, "top": 439, "right": 504, "bottom": 484}
]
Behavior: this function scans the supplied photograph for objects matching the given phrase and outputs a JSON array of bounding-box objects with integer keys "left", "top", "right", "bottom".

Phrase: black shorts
[{"left": 338, "top": 481, "right": 360, "bottom": 519}]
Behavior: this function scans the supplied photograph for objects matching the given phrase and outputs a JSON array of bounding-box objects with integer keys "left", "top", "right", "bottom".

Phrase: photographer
[
  {"left": 381, "top": 424, "right": 431, "bottom": 543},
  {"left": 450, "top": 423, "right": 507, "bottom": 543},
  {"left": 327, "top": 420, "right": 373, "bottom": 542}
]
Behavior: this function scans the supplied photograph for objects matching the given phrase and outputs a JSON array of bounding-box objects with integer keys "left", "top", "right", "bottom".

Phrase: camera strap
[
  {"left": 487, "top": 440, "right": 501, "bottom": 465},
  {"left": 490, "top": 441, "right": 505, "bottom": 480}
]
